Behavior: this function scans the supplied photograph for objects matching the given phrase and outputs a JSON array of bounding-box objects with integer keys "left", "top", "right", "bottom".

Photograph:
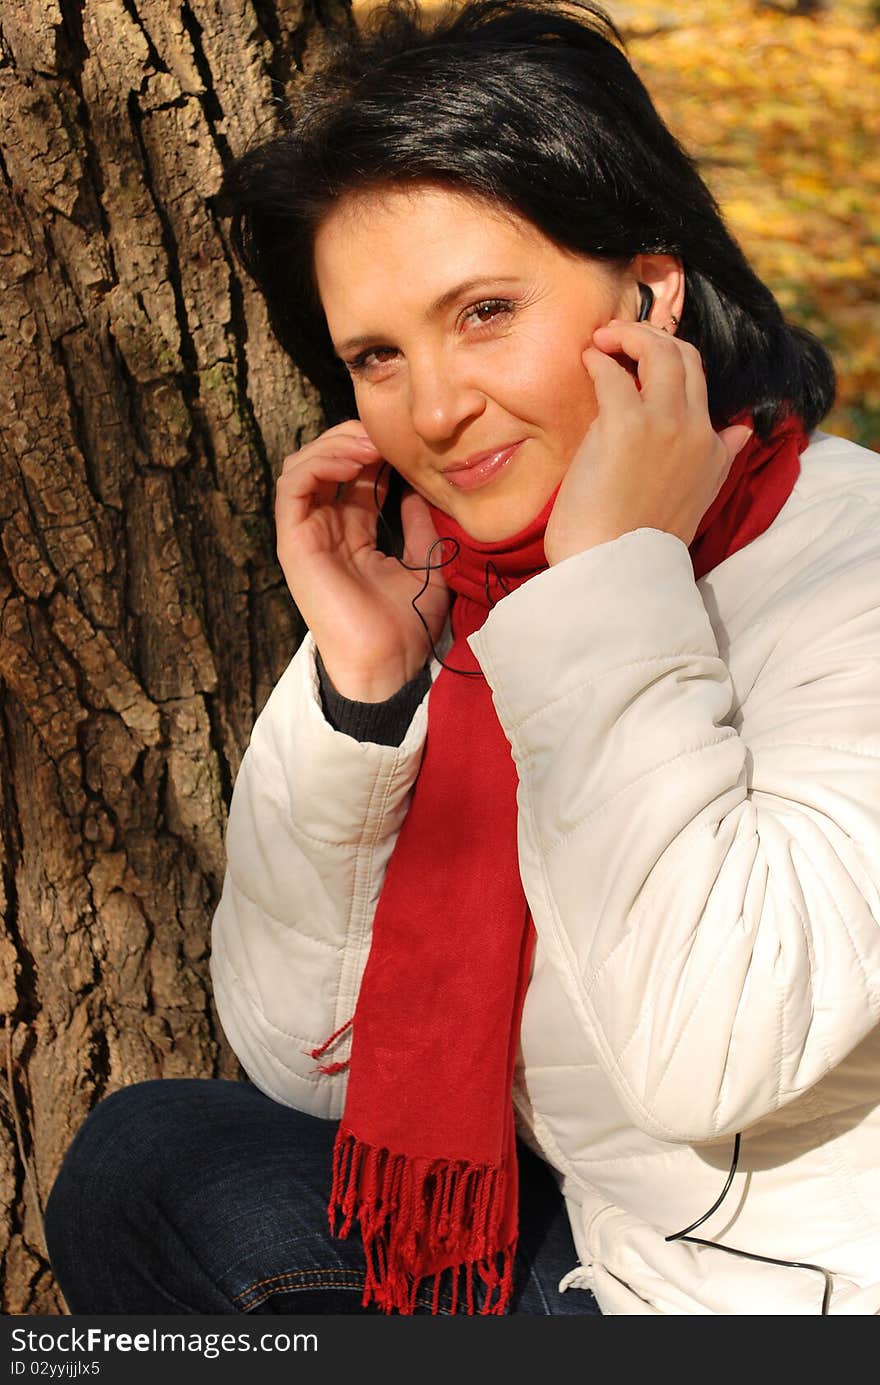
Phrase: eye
[
  {"left": 344, "top": 345, "right": 398, "bottom": 378},
  {"left": 461, "top": 298, "right": 516, "bottom": 330}
]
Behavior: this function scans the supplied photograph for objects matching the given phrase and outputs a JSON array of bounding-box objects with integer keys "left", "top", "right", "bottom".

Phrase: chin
[
  {"left": 455, "top": 492, "right": 551, "bottom": 544},
  {"left": 446, "top": 513, "right": 529, "bottom": 545}
]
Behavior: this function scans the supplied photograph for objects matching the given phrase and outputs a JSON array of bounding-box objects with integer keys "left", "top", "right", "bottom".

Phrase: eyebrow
[{"left": 333, "top": 276, "right": 525, "bottom": 356}]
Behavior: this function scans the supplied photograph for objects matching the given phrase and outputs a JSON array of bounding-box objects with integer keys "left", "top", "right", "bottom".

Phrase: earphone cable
[
  {"left": 665, "top": 1132, "right": 832, "bottom": 1315},
  {"left": 665, "top": 1132, "right": 742, "bottom": 1240},
  {"left": 371, "top": 463, "right": 509, "bottom": 678}
]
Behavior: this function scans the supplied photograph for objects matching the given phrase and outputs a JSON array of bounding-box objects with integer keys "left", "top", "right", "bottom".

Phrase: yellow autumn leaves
[{"left": 626, "top": 0, "right": 880, "bottom": 446}]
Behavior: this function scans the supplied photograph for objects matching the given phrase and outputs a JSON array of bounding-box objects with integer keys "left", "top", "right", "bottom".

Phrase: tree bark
[{"left": 0, "top": 0, "right": 351, "bottom": 1313}]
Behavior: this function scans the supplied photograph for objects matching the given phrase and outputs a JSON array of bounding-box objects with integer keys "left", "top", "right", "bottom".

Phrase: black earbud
[{"left": 637, "top": 283, "right": 654, "bottom": 322}]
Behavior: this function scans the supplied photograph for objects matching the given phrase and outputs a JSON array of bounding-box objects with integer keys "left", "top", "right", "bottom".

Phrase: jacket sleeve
[
  {"left": 468, "top": 526, "right": 880, "bottom": 1144},
  {"left": 209, "top": 632, "right": 431, "bottom": 1116}
]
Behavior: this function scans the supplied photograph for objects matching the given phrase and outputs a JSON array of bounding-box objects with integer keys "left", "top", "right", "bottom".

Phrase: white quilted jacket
[{"left": 210, "top": 432, "right": 880, "bottom": 1315}]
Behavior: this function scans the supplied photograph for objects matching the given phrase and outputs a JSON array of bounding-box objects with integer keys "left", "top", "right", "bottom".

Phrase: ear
[{"left": 631, "top": 253, "right": 684, "bottom": 331}]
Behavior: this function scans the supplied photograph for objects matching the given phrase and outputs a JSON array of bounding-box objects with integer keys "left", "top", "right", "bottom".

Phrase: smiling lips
[{"left": 442, "top": 440, "right": 524, "bottom": 490}]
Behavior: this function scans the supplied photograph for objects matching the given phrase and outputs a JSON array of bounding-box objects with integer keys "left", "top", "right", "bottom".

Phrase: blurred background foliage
[{"left": 354, "top": 0, "right": 880, "bottom": 448}]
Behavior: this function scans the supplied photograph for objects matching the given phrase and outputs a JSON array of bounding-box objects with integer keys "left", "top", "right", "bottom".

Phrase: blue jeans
[{"left": 44, "top": 1079, "right": 599, "bottom": 1316}]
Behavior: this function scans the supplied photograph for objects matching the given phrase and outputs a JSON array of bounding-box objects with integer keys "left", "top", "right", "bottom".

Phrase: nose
[{"left": 407, "top": 350, "right": 486, "bottom": 445}]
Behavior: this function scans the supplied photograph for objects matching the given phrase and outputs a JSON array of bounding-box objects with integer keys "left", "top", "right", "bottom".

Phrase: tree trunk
[{"left": 0, "top": 0, "right": 350, "bottom": 1313}]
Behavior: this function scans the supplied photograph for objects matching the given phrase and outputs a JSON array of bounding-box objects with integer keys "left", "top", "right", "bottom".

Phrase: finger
[
  {"left": 339, "top": 456, "right": 394, "bottom": 516},
  {"left": 591, "top": 319, "right": 687, "bottom": 400},
  {"left": 281, "top": 433, "right": 378, "bottom": 475},
  {"left": 717, "top": 423, "right": 754, "bottom": 467},
  {"left": 276, "top": 454, "right": 366, "bottom": 529},
  {"left": 400, "top": 488, "right": 447, "bottom": 576},
  {"left": 674, "top": 338, "right": 711, "bottom": 413},
  {"left": 582, "top": 343, "right": 641, "bottom": 413},
  {"left": 327, "top": 457, "right": 399, "bottom": 536}
]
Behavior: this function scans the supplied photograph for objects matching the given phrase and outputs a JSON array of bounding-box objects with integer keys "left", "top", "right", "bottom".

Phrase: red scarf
[
  {"left": 690, "top": 414, "right": 806, "bottom": 578},
  {"left": 314, "top": 415, "right": 809, "bottom": 1314}
]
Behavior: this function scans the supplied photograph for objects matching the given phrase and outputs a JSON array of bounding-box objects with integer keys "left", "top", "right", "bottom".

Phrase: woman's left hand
[{"left": 544, "top": 320, "right": 754, "bottom": 566}]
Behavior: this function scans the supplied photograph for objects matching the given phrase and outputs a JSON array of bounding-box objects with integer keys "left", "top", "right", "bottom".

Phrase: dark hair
[{"left": 223, "top": 0, "right": 834, "bottom": 436}]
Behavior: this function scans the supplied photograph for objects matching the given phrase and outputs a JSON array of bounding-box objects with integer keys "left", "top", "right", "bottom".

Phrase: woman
[{"left": 45, "top": 0, "right": 880, "bottom": 1316}]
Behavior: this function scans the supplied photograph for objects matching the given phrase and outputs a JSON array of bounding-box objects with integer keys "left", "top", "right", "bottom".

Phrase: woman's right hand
[{"left": 275, "top": 420, "right": 452, "bottom": 702}]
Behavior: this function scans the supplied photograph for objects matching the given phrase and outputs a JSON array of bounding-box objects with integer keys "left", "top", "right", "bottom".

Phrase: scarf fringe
[
  {"left": 329, "top": 1129, "right": 515, "bottom": 1315},
  {"left": 309, "top": 1018, "right": 353, "bottom": 1074}
]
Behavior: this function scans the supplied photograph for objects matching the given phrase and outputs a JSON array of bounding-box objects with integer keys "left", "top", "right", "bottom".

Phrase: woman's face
[{"left": 313, "top": 183, "right": 637, "bottom": 541}]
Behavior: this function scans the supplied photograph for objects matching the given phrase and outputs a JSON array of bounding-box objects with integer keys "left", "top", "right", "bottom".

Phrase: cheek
[
  {"left": 355, "top": 391, "right": 422, "bottom": 481},
  {"left": 560, "top": 375, "right": 600, "bottom": 441},
  {"left": 500, "top": 345, "right": 597, "bottom": 445},
  {"left": 354, "top": 387, "right": 395, "bottom": 450}
]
